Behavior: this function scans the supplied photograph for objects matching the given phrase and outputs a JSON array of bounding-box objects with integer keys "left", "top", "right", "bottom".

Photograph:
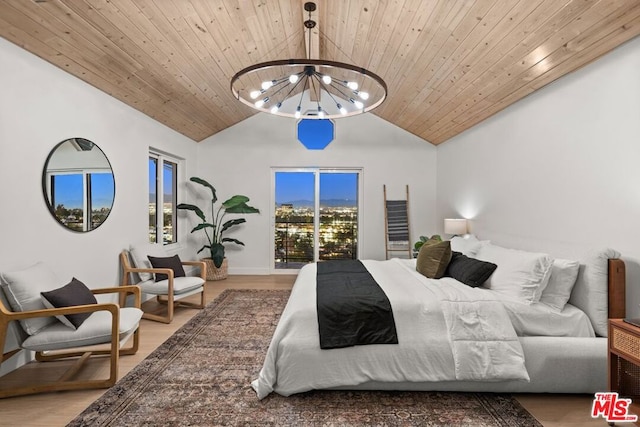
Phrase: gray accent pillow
[
  {"left": 1, "top": 262, "right": 62, "bottom": 335},
  {"left": 129, "top": 243, "right": 170, "bottom": 282},
  {"left": 41, "top": 278, "right": 97, "bottom": 330},
  {"left": 445, "top": 251, "right": 497, "bottom": 288},
  {"left": 416, "top": 241, "right": 452, "bottom": 279}
]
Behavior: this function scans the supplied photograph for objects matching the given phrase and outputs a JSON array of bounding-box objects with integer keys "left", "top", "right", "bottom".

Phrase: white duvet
[{"left": 252, "top": 258, "right": 593, "bottom": 399}]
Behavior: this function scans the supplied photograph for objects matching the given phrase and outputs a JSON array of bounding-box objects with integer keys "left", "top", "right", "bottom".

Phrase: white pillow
[
  {"left": 539, "top": 259, "right": 580, "bottom": 311},
  {"left": 0, "top": 262, "right": 63, "bottom": 335},
  {"left": 569, "top": 248, "right": 620, "bottom": 337},
  {"left": 475, "top": 243, "right": 553, "bottom": 304},
  {"left": 450, "top": 235, "right": 485, "bottom": 257},
  {"left": 129, "top": 242, "right": 170, "bottom": 282}
]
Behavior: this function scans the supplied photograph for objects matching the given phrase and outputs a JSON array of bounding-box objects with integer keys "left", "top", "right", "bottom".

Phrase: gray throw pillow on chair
[
  {"left": 1, "top": 262, "right": 64, "bottom": 335},
  {"left": 129, "top": 243, "right": 170, "bottom": 282}
]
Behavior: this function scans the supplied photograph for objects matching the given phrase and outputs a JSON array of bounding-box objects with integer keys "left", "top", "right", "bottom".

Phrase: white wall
[
  {"left": 0, "top": 37, "right": 199, "bottom": 373},
  {"left": 194, "top": 113, "right": 437, "bottom": 273},
  {"left": 436, "top": 36, "right": 640, "bottom": 317}
]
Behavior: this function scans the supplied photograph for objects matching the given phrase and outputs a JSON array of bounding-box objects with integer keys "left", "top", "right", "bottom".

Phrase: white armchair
[
  {"left": 121, "top": 243, "right": 207, "bottom": 323},
  {"left": 0, "top": 262, "right": 142, "bottom": 398}
]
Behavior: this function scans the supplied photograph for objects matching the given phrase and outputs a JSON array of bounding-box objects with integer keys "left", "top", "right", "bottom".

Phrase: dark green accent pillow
[
  {"left": 416, "top": 240, "right": 452, "bottom": 279},
  {"left": 445, "top": 251, "right": 497, "bottom": 287},
  {"left": 147, "top": 254, "right": 186, "bottom": 282},
  {"left": 40, "top": 278, "right": 98, "bottom": 329}
]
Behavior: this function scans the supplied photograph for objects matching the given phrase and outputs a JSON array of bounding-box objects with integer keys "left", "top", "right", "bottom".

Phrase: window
[
  {"left": 273, "top": 169, "right": 361, "bottom": 270},
  {"left": 149, "top": 152, "right": 178, "bottom": 245}
]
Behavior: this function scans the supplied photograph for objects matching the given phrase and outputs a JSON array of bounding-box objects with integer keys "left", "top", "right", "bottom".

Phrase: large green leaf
[
  {"left": 222, "top": 237, "right": 244, "bottom": 246},
  {"left": 221, "top": 195, "right": 248, "bottom": 209},
  {"left": 196, "top": 244, "right": 210, "bottom": 255},
  {"left": 191, "top": 223, "right": 215, "bottom": 233},
  {"left": 177, "top": 203, "right": 206, "bottom": 222},
  {"left": 190, "top": 177, "right": 217, "bottom": 204},
  {"left": 222, "top": 196, "right": 260, "bottom": 213},
  {"left": 227, "top": 204, "right": 260, "bottom": 213},
  {"left": 220, "top": 195, "right": 260, "bottom": 213},
  {"left": 220, "top": 218, "right": 246, "bottom": 234}
]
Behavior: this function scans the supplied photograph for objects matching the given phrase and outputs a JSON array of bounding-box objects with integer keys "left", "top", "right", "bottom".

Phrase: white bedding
[
  {"left": 252, "top": 258, "right": 594, "bottom": 399},
  {"left": 397, "top": 259, "right": 595, "bottom": 338}
]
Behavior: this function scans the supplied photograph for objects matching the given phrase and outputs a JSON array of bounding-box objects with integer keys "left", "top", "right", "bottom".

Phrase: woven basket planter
[{"left": 202, "top": 257, "right": 228, "bottom": 281}]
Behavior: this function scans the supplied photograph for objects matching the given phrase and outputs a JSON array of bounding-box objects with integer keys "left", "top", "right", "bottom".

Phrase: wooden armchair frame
[
  {"left": 120, "top": 251, "right": 206, "bottom": 324},
  {"left": 0, "top": 285, "right": 141, "bottom": 399}
]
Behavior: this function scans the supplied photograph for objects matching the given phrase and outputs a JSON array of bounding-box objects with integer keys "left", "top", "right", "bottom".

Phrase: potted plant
[{"left": 177, "top": 177, "right": 260, "bottom": 280}]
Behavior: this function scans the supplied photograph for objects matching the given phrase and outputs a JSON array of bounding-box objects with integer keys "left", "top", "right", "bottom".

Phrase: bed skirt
[{"left": 331, "top": 336, "right": 607, "bottom": 394}]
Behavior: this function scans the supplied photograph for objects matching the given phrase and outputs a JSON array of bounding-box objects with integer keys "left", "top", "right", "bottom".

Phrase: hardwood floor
[{"left": 0, "top": 275, "right": 616, "bottom": 426}]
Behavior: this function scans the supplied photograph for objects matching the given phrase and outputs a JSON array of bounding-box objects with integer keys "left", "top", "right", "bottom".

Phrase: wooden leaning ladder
[{"left": 383, "top": 185, "right": 411, "bottom": 259}]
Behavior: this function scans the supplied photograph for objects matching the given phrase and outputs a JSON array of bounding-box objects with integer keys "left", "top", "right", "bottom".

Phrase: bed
[{"left": 252, "top": 238, "right": 625, "bottom": 399}]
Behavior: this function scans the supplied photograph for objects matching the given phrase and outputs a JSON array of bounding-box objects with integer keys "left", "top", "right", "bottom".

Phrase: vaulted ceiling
[{"left": 1, "top": 1, "right": 639, "bottom": 144}]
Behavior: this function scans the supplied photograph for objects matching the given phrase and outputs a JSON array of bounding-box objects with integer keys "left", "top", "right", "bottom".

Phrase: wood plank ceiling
[{"left": 1, "top": 0, "right": 639, "bottom": 145}]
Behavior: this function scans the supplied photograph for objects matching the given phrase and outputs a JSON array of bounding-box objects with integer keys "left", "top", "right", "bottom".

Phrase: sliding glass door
[
  {"left": 318, "top": 172, "right": 358, "bottom": 261},
  {"left": 274, "top": 172, "right": 316, "bottom": 268},
  {"left": 273, "top": 169, "right": 361, "bottom": 270}
]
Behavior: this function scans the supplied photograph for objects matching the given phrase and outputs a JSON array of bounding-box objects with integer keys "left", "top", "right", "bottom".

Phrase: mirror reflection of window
[
  {"left": 50, "top": 173, "right": 84, "bottom": 232},
  {"left": 89, "top": 172, "right": 115, "bottom": 229},
  {"left": 42, "top": 138, "right": 115, "bottom": 232}
]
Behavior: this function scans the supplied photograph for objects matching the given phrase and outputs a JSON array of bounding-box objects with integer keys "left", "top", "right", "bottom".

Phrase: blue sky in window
[
  {"left": 91, "top": 174, "right": 115, "bottom": 208},
  {"left": 53, "top": 173, "right": 114, "bottom": 209},
  {"left": 320, "top": 173, "right": 358, "bottom": 200},
  {"left": 275, "top": 172, "right": 357, "bottom": 206},
  {"left": 148, "top": 158, "right": 175, "bottom": 202}
]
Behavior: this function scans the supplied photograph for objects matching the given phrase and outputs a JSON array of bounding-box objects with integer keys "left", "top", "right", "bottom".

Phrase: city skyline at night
[{"left": 274, "top": 171, "right": 359, "bottom": 268}]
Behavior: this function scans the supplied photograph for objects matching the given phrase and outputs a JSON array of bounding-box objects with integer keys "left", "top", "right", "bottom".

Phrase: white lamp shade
[{"left": 444, "top": 218, "right": 468, "bottom": 235}]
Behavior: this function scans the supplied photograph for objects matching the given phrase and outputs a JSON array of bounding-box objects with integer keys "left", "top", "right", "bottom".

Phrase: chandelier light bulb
[
  {"left": 337, "top": 104, "right": 347, "bottom": 115},
  {"left": 261, "top": 80, "right": 275, "bottom": 90},
  {"left": 354, "top": 100, "right": 364, "bottom": 109},
  {"left": 289, "top": 74, "right": 299, "bottom": 84},
  {"left": 295, "top": 106, "right": 301, "bottom": 119},
  {"left": 255, "top": 96, "right": 269, "bottom": 108},
  {"left": 347, "top": 81, "right": 358, "bottom": 90},
  {"left": 270, "top": 102, "right": 281, "bottom": 114},
  {"left": 322, "top": 75, "right": 332, "bottom": 85},
  {"left": 317, "top": 106, "right": 325, "bottom": 119},
  {"left": 358, "top": 91, "right": 369, "bottom": 100}
]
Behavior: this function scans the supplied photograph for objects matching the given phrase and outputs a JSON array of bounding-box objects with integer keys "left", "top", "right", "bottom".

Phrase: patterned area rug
[{"left": 70, "top": 289, "right": 541, "bottom": 426}]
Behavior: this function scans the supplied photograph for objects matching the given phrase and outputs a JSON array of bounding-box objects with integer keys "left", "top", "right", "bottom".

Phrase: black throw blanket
[{"left": 316, "top": 260, "right": 398, "bottom": 349}]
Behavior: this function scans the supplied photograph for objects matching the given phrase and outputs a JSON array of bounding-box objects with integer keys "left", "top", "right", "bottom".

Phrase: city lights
[{"left": 274, "top": 203, "right": 357, "bottom": 268}]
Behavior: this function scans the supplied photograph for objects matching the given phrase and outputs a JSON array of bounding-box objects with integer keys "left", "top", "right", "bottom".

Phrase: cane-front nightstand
[{"left": 609, "top": 319, "right": 640, "bottom": 420}]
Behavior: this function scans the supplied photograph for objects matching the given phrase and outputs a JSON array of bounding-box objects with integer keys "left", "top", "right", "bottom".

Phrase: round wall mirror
[{"left": 42, "top": 138, "right": 115, "bottom": 232}]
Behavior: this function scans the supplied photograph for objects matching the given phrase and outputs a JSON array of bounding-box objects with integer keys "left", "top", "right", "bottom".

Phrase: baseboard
[{"left": 227, "top": 267, "right": 272, "bottom": 275}]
